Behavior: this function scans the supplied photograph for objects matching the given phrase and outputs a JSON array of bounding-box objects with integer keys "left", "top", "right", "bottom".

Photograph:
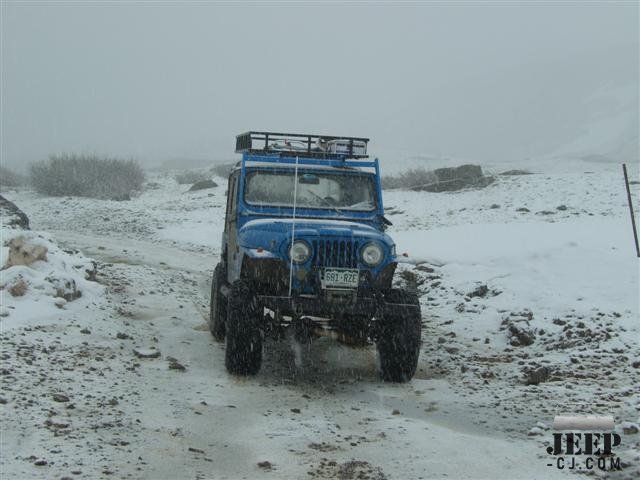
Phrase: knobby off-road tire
[
  {"left": 376, "top": 289, "right": 422, "bottom": 382},
  {"left": 209, "top": 263, "right": 227, "bottom": 341},
  {"left": 224, "top": 279, "right": 263, "bottom": 375}
]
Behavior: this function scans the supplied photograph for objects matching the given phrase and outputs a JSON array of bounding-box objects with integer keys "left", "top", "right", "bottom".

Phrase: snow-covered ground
[{"left": 1, "top": 160, "right": 638, "bottom": 479}]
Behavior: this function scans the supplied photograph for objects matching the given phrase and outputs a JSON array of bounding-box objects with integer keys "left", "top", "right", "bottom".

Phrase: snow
[
  {"left": 395, "top": 218, "right": 638, "bottom": 328},
  {"left": 1, "top": 160, "right": 638, "bottom": 479},
  {"left": 0, "top": 228, "right": 104, "bottom": 329}
]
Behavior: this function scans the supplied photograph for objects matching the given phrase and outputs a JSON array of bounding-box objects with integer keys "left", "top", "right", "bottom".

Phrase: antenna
[{"left": 288, "top": 155, "right": 300, "bottom": 297}]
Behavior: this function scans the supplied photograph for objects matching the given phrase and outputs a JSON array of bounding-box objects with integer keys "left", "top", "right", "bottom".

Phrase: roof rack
[{"left": 235, "top": 131, "right": 369, "bottom": 159}]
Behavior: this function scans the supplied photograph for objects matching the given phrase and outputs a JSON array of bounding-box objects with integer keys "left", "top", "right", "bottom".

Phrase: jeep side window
[{"left": 225, "top": 173, "right": 239, "bottom": 230}]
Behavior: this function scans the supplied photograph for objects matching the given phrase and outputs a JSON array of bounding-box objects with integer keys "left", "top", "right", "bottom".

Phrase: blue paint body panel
[{"left": 223, "top": 152, "right": 397, "bottom": 296}]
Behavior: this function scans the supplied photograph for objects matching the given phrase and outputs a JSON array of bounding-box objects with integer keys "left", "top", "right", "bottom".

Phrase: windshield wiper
[{"left": 304, "top": 189, "right": 343, "bottom": 215}]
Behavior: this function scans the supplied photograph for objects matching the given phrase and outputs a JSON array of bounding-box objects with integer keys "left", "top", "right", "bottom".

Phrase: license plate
[{"left": 322, "top": 268, "right": 359, "bottom": 289}]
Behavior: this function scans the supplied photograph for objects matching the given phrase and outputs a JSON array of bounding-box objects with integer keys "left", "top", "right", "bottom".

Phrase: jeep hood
[{"left": 238, "top": 218, "right": 394, "bottom": 250}]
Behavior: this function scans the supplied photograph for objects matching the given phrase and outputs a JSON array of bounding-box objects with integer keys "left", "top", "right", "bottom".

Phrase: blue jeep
[{"left": 210, "top": 132, "right": 421, "bottom": 382}]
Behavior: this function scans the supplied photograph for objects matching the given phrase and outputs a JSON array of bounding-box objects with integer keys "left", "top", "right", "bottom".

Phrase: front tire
[
  {"left": 225, "top": 280, "right": 263, "bottom": 375},
  {"left": 209, "top": 263, "right": 227, "bottom": 341},
  {"left": 376, "top": 289, "right": 422, "bottom": 382}
]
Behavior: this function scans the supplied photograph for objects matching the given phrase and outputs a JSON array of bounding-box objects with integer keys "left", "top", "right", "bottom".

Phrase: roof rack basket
[{"left": 236, "top": 131, "right": 369, "bottom": 159}]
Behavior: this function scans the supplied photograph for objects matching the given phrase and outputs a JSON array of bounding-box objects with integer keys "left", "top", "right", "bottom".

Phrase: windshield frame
[{"left": 242, "top": 167, "right": 379, "bottom": 213}]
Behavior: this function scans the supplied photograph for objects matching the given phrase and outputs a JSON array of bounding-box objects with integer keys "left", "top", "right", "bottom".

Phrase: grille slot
[{"left": 312, "top": 239, "right": 359, "bottom": 268}]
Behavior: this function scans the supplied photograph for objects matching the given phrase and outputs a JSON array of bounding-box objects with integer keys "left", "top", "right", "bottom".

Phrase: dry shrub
[{"left": 29, "top": 154, "right": 145, "bottom": 199}]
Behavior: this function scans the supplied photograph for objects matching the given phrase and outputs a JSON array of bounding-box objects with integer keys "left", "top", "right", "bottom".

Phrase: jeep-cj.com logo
[{"left": 546, "top": 416, "right": 622, "bottom": 471}]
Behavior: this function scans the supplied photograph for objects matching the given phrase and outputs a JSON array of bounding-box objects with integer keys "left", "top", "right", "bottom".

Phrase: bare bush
[
  {"left": 29, "top": 154, "right": 145, "bottom": 199},
  {"left": 0, "top": 166, "right": 27, "bottom": 189},
  {"left": 382, "top": 167, "right": 437, "bottom": 190},
  {"left": 210, "top": 162, "right": 236, "bottom": 178},
  {"left": 174, "top": 170, "right": 209, "bottom": 185}
]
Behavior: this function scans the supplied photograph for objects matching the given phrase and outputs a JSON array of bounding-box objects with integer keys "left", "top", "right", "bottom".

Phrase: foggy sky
[{"left": 2, "top": 2, "right": 638, "bottom": 169}]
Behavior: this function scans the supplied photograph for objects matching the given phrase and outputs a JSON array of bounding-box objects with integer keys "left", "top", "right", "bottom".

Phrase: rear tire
[
  {"left": 225, "top": 280, "right": 263, "bottom": 375},
  {"left": 376, "top": 289, "right": 421, "bottom": 382},
  {"left": 209, "top": 263, "right": 227, "bottom": 341}
]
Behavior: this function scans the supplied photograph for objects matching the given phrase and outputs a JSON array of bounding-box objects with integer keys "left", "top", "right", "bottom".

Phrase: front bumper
[{"left": 258, "top": 290, "right": 418, "bottom": 318}]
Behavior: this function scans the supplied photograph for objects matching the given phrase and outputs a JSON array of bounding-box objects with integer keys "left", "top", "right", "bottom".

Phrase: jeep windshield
[{"left": 244, "top": 170, "right": 377, "bottom": 211}]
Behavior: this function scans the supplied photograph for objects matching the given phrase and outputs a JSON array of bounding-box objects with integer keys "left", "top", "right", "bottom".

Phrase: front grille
[{"left": 311, "top": 239, "right": 359, "bottom": 268}]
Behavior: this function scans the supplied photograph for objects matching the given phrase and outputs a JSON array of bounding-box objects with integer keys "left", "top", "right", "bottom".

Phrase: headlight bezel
[
  {"left": 288, "top": 239, "right": 312, "bottom": 264},
  {"left": 361, "top": 242, "right": 384, "bottom": 267}
]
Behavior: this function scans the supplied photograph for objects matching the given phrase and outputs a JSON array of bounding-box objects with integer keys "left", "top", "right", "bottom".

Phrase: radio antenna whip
[{"left": 288, "top": 156, "right": 300, "bottom": 297}]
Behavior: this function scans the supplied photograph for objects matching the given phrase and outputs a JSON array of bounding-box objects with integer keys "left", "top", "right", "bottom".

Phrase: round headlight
[
  {"left": 289, "top": 240, "right": 311, "bottom": 264},
  {"left": 361, "top": 242, "right": 383, "bottom": 266}
]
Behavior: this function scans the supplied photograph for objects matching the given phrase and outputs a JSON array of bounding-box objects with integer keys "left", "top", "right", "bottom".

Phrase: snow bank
[
  {"left": 395, "top": 218, "right": 639, "bottom": 336},
  {"left": 1, "top": 228, "right": 103, "bottom": 328}
]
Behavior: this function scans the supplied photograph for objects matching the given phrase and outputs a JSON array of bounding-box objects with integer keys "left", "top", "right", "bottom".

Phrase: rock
[
  {"left": 468, "top": 284, "right": 488, "bottom": 298},
  {"left": 3, "top": 236, "right": 47, "bottom": 269},
  {"left": 133, "top": 349, "right": 161, "bottom": 359},
  {"left": 527, "top": 427, "right": 544, "bottom": 436},
  {"left": 80, "top": 328, "right": 91, "bottom": 335},
  {"left": 168, "top": 358, "right": 186, "bottom": 371},
  {"left": 537, "top": 210, "right": 556, "bottom": 215},
  {"left": 257, "top": 461, "right": 273, "bottom": 470},
  {"left": 116, "top": 332, "right": 131, "bottom": 340},
  {"left": 490, "top": 204, "right": 500, "bottom": 209},
  {"left": 33, "top": 459, "right": 47, "bottom": 466},
  {"left": 188, "top": 180, "right": 217, "bottom": 192},
  {"left": 480, "top": 369, "right": 494, "bottom": 378},
  {"left": 413, "top": 165, "right": 494, "bottom": 192},
  {"left": 54, "top": 297, "right": 67, "bottom": 309},
  {"left": 52, "top": 393, "right": 70, "bottom": 403},
  {"left": 84, "top": 261, "right": 98, "bottom": 281},
  {"left": 516, "top": 207, "right": 530, "bottom": 213},
  {"left": 621, "top": 422, "right": 638, "bottom": 435},
  {"left": 338, "top": 460, "right": 386, "bottom": 480},
  {"left": 290, "top": 408, "right": 301, "bottom": 414},
  {"left": 509, "top": 324, "right": 535, "bottom": 347},
  {"left": 0, "top": 195, "right": 30, "bottom": 229},
  {"left": 500, "top": 169, "right": 532, "bottom": 176},
  {"left": 45, "top": 275, "right": 81, "bottom": 301},
  {"left": 392, "top": 409, "right": 400, "bottom": 415},
  {"left": 556, "top": 205, "right": 568, "bottom": 211},
  {"left": 397, "top": 269, "right": 418, "bottom": 292},
  {"left": 8, "top": 278, "right": 28, "bottom": 297},
  {"left": 525, "top": 367, "right": 550, "bottom": 385}
]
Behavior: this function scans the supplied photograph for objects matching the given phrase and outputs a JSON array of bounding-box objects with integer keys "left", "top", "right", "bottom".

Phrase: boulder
[
  {"left": 525, "top": 366, "right": 550, "bottom": 385},
  {"left": 188, "top": 179, "right": 217, "bottom": 191},
  {"left": 3, "top": 236, "right": 48, "bottom": 269},
  {"left": 413, "top": 164, "right": 494, "bottom": 192},
  {"left": 0, "top": 195, "right": 29, "bottom": 229}
]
